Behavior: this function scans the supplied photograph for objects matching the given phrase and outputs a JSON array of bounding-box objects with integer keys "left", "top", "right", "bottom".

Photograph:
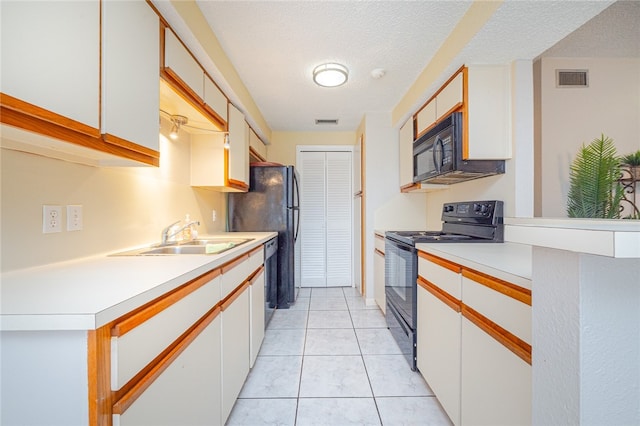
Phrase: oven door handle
[{"left": 386, "top": 239, "right": 417, "bottom": 254}]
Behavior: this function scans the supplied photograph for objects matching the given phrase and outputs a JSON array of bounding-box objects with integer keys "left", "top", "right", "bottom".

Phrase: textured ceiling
[{"left": 153, "top": 0, "right": 627, "bottom": 136}]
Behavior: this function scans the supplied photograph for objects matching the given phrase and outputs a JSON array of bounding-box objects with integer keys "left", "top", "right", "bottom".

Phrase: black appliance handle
[
  {"left": 433, "top": 137, "right": 444, "bottom": 173},
  {"left": 293, "top": 172, "right": 300, "bottom": 243},
  {"left": 385, "top": 237, "right": 417, "bottom": 254}
]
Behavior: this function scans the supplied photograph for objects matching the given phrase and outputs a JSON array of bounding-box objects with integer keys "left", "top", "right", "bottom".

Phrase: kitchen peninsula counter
[{"left": 0, "top": 232, "right": 276, "bottom": 331}]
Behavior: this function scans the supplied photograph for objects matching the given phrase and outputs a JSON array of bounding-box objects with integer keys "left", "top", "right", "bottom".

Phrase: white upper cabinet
[
  {"left": 164, "top": 29, "right": 204, "bottom": 100},
  {"left": 1, "top": 1, "right": 161, "bottom": 166},
  {"left": 228, "top": 104, "right": 249, "bottom": 189},
  {"left": 416, "top": 99, "right": 436, "bottom": 138},
  {"left": 466, "top": 65, "right": 511, "bottom": 159},
  {"left": 102, "top": 1, "right": 159, "bottom": 153},
  {"left": 1, "top": 1, "right": 99, "bottom": 130},
  {"left": 204, "top": 75, "right": 227, "bottom": 123},
  {"left": 399, "top": 119, "right": 414, "bottom": 189},
  {"left": 436, "top": 72, "right": 463, "bottom": 122},
  {"left": 249, "top": 128, "right": 267, "bottom": 162}
]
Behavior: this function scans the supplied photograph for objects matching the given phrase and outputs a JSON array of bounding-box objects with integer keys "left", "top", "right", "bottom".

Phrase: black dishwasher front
[{"left": 264, "top": 236, "right": 278, "bottom": 327}]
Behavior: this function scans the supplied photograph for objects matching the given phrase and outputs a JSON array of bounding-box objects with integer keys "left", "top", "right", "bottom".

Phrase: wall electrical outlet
[
  {"left": 212, "top": 210, "right": 217, "bottom": 222},
  {"left": 42, "top": 205, "right": 63, "bottom": 233},
  {"left": 67, "top": 205, "right": 83, "bottom": 231}
]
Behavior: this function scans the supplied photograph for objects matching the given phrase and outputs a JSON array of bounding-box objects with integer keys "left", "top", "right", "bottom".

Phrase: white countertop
[
  {"left": 0, "top": 232, "right": 276, "bottom": 332},
  {"left": 416, "top": 242, "right": 532, "bottom": 289},
  {"left": 505, "top": 218, "right": 640, "bottom": 258}
]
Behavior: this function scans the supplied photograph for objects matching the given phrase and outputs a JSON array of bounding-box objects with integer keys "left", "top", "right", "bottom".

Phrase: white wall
[
  {"left": 538, "top": 57, "right": 640, "bottom": 217},
  {"left": 0, "top": 119, "right": 225, "bottom": 271},
  {"left": 361, "top": 111, "right": 428, "bottom": 303}
]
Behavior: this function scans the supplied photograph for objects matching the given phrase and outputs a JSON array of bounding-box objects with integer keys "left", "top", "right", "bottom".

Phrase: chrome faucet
[{"left": 161, "top": 219, "right": 200, "bottom": 245}]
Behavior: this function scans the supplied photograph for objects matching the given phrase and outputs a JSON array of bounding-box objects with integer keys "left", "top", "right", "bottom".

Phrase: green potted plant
[
  {"left": 567, "top": 134, "right": 624, "bottom": 218},
  {"left": 620, "top": 150, "right": 640, "bottom": 181}
]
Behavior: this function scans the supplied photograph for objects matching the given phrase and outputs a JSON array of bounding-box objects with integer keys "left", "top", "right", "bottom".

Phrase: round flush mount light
[{"left": 313, "top": 63, "right": 349, "bottom": 87}]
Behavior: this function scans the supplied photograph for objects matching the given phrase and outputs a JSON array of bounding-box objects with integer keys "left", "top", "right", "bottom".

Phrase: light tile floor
[{"left": 226, "top": 287, "right": 452, "bottom": 426}]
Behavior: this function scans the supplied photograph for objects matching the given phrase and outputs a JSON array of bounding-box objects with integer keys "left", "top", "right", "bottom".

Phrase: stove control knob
[
  {"left": 444, "top": 205, "right": 454, "bottom": 213},
  {"left": 474, "top": 203, "right": 489, "bottom": 214}
]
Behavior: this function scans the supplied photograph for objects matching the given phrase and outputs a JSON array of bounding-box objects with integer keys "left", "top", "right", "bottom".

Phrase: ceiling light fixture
[
  {"left": 169, "top": 115, "right": 188, "bottom": 140},
  {"left": 313, "top": 63, "right": 348, "bottom": 87}
]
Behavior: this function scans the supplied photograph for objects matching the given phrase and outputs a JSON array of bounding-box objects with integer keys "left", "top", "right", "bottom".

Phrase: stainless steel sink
[{"left": 110, "top": 237, "right": 254, "bottom": 256}]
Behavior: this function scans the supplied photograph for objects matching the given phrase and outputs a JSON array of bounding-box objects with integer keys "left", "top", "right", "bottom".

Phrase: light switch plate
[{"left": 66, "top": 205, "right": 83, "bottom": 231}]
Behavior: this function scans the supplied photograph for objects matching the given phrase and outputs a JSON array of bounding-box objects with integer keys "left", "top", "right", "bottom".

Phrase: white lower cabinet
[
  {"left": 249, "top": 268, "right": 265, "bottom": 367},
  {"left": 461, "top": 317, "right": 531, "bottom": 426},
  {"left": 374, "top": 247, "right": 385, "bottom": 313},
  {"left": 221, "top": 287, "right": 251, "bottom": 423},
  {"left": 417, "top": 250, "right": 531, "bottom": 426},
  {"left": 114, "top": 314, "right": 222, "bottom": 426},
  {"left": 417, "top": 284, "right": 461, "bottom": 425}
]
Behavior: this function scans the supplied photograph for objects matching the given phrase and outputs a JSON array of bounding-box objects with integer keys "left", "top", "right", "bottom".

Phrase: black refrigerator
[{"left": 228, "top": 164, "right": 300, "bottom": 308}]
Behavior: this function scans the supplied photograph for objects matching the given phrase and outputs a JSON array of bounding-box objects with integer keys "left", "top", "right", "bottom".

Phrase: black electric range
[
  {"left": 386, "top": 200, "right": 504, "bottom": 246},
  {"left": 384, "top": 200, "right": 503, "bottom": 371}
]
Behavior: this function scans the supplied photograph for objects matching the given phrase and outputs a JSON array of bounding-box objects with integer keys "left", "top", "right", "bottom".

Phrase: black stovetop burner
[{"left": 386, "top": 200, "right": 504, "bottom": 245}]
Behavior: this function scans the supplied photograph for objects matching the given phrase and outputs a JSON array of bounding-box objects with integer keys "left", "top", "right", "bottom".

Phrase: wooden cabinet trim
[
  {"left": 1, "top": 94, "right": 159, "bottom": 167},
  {"left": 112, "top": 305, "right": 221, "bottom": 415},
  {"left": 88, "top": 326, "right": 112, "bottom": 426},
  {"left": 462, "top": 304, "right": 532, "bottom": 365},
  {"left": 221, "top": 280, "right": 250, "bottom": 311},
  {"left": 249, "top": 266, "right": 265, "bottom": 285},
  {"left": 374, "top": 248, "right": 385, "bottom": 257},
  {"left": 102, "top": 133, "right": 160, "bottom": 159},
  {"left": 1, "top": 93, "right": 100, "bottom": 137},
  {"left": 160, "top": 70, "right": 226, "bottom": 131},
  {"left": 418, "top": 251, "right": 461, "bottom": 274},
  {"left": 461, "top": 66, "right": 470, "bottom": 159},
  {"left": 418, "top": 276, "right": 461, "bottom": 313},
  {"left": 226, "top": 178, "right": 249, "bottom": 192},
  {"left": 249, "top": 145, "right": 266, "bottom": 162},
  {"left": 401, "top": 182, "right": 422, "bottom": 193},
  {"left": 462, "top": 268, "right": 531, "bottom": 306},
  {"left": 111, "top": 268, "right": 221, "bottom": 337}
]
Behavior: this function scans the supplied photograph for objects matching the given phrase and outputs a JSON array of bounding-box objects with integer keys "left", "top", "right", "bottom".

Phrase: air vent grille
[
  {"left": 556, "top": 70, "right": 588, "bottom": 87},
  {"left": 315, "top": 119, "right": 339, "bottom": 125}
]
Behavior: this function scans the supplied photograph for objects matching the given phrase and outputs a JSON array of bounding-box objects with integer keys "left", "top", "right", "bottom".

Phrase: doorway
[{"left": 297, "top": 147, "right": 353, "bottom": 288}]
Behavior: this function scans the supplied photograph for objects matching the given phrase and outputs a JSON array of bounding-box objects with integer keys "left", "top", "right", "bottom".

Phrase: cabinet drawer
[
  {"left": 111, "top": 271, "right": 221, "bottom": 390},
  {"left": 462, "top": 273, "right": 531, "bottom": 344},
  {"left": 418, "top": 253, "right": 461, "bottom": 300},
  {"left": 221, "top": 254, "right": 251, "bottom": 299}
]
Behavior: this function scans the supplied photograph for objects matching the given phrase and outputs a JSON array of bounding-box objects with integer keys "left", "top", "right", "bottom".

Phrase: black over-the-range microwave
[{"left": 412, "top": 112, "right": 505, "bottom": 185}]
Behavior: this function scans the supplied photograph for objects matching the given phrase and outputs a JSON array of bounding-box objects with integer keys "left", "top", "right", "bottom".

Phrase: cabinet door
[
  {"left": 436, "top": 72, "right": 463, "bottom": 122},
  {"left": 466, "top": 65, "right": 511, "bottom": 159},
  {"left": 227, "top": 104, "right": 249, "bottom": 189},
  {"left": 415, "top": 99, "right": 436, "bottom": 137},
  {"left": 164, "top": 29, "right": 204, "bottom": 100},
  {"left": 221, "top": 287, "right": 250, "bottom": 423},
  {"left": 399, "top": 119, "right": 414, "bottom": 188},
  {"left": 461, "top": 317, "right": 531, "bottom": 426},
  {"left": 250, "top": 269, "right": 266, "bottom": 367},
  {"left": 417, "top": 283, "right": 461, "bottom": 425},
  {"left": 326, "top": 151, "right": 353, "bottom": 287},
  {"left": 102, "top": 0, "right": 159, "bottom": 153},
  {"left": 114, "top": 314, "right": 222, "bottom": 426},
  {"left": 249, "top": 128, "right": 267, "bottom": 161},
  {"left": 204, "top": 75, "right": 228, "bottom": 124},
  {"left": 1, "top": 1, "right": 99, "bottom": 128}
]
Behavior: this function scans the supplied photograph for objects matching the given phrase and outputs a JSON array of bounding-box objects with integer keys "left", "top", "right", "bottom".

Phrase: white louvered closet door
[{"left": 299, "top": 150, "right": 353, "bottom": 287}]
